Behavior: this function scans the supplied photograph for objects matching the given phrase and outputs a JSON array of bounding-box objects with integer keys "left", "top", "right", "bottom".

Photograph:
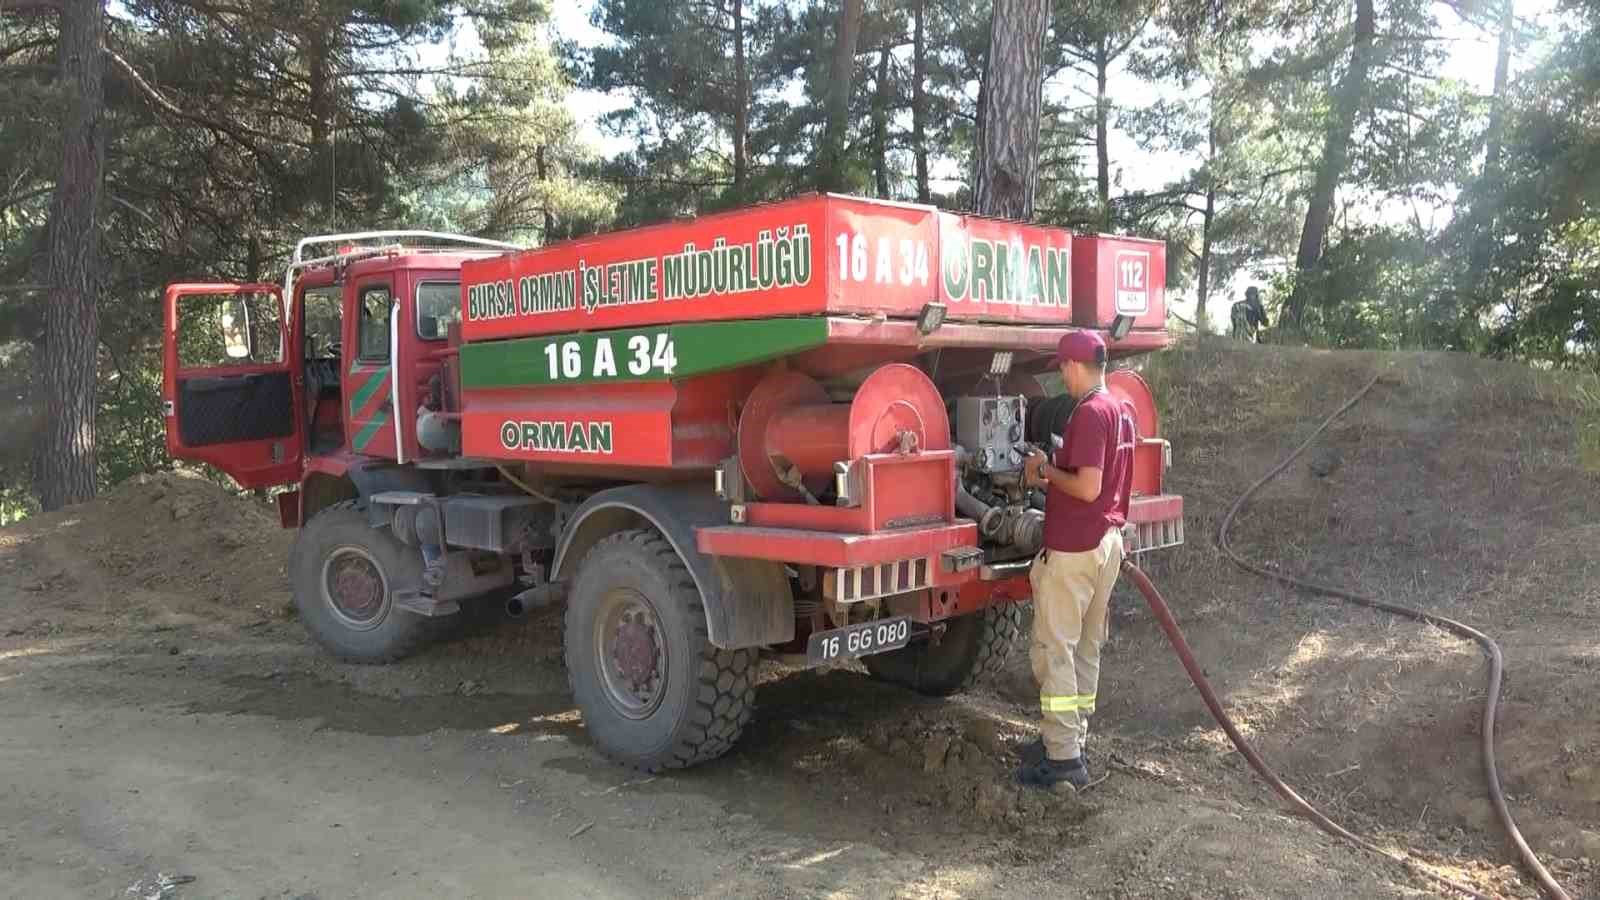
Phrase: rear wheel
[
  {"left": 564, "top": 530, "right": 756, "bottom": 771},
  {"left": 864, "top": 602, "right": 1024, "bottom": 696},
  {"left": 290, "top": 501, "right": 451, "bottom": 663}
]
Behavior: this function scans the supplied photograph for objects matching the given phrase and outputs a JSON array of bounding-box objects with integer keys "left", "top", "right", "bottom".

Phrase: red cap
[{"left": 1055, "top": 331, "right": 1107, "bottom": 365}]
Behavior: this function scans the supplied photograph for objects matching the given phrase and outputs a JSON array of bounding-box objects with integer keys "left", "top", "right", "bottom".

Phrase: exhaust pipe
[{"left": 505, "top": 582, "right": 567, "bottom": 619}]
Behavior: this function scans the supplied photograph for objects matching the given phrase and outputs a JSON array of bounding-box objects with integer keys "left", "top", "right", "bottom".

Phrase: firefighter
[
  {"left": 1018, "top": 331, "right": 1136, "bottom": 789},
  {"left": 1230, "top": 286, "right": 1270, "bottom": 341}
]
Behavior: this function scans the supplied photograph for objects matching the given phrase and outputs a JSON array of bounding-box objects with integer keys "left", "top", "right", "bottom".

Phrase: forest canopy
[{"left": 2, "top": 0, "right": 1598, "bottom": 516}]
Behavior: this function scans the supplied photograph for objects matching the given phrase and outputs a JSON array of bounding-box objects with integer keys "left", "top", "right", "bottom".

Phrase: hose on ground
[
  {"left": 1125, "top": 370, "right": 1569, "bottom": 899},
  {"left": 1125, "top": 564, "right": 1493, "bottom": 899}
]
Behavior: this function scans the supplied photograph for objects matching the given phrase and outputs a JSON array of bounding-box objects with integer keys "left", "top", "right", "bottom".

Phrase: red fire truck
[{"left": 162, "top": 195, "right": 1183, "bottom": 771}]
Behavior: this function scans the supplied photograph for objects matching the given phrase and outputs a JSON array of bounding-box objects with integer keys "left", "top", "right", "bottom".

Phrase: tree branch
[
  {"left": 0, "top": 0, "right": 61, "bottom": 16},
  {"left": 103, "top": 43, "right": 308, "bottom": 153}
]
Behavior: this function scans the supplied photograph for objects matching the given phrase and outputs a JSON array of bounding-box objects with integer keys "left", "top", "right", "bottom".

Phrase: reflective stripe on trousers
[
  {"left": 1028, "top": 528, "right": 1124, "bottom": 760},
  {"left": 1040, "top": 693, "right": 1097, "bottom": 714}
]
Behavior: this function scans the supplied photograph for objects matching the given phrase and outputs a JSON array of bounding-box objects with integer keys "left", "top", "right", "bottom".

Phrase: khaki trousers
[{"left": 1028, "top": 528, "right": 1124, "bottom": 760}]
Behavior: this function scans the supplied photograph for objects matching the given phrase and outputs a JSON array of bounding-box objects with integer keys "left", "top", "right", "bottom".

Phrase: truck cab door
[
  {"left": 162, "top": 283, "right": 304, "bottom": 487},
  {"left": 344, "top": 277, "right": 400, "bottom": 459}
]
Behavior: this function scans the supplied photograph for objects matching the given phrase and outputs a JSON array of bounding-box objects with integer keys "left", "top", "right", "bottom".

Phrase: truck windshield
[{"left": 416, "top": 282, "right": 460, "bottom": 340}]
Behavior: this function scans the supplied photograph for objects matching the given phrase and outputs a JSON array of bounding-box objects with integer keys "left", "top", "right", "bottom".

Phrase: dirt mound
[{"left": 0, "top": 471, "right": 292, "bottom": 637}]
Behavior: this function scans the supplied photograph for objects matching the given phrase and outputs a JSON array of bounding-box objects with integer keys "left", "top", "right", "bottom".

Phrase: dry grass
[{"left": 1078, "top": 339, "right": 1600, "bottom": 896}]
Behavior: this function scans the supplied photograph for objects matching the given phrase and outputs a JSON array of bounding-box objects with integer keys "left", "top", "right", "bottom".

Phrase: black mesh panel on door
[{"left": 177, "top": 371, "right": 295, "bottom": 446}]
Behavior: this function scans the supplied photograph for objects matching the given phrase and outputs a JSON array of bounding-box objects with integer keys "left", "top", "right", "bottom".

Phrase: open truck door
[{"left": 162, "top": 283, "right": 302, "bottom": 488}]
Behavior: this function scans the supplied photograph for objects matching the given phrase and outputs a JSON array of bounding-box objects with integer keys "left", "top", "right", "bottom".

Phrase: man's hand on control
[{"left": 1023, "top": 448, "right": 1049, "bottom": 488}]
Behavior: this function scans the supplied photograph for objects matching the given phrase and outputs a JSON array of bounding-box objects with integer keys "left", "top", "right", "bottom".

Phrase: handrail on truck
[{"left": 282, "top": 230, "right": 526, "bottom": 318}]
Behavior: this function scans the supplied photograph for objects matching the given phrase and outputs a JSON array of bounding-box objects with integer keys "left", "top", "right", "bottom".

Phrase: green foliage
[
  {"left": 1269, "top": 225, "right": 1475, "bottom": 351},
  {"left": 6, "top": 0, "right": 1600, "bottom": 520},
  {"left": 0, "top": 1, "right": 611, "bottom": 517}
]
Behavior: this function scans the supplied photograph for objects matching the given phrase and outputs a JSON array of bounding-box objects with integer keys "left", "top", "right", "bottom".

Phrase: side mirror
[
  {"left": 221, "top": 298, "right": 253, "bottom": 359},
  {"left": 419, "top": 315, "right": 440, "bottom": 340},
  {"left": 1109, "top": 313, "right": 1134, "bottom": 342}
]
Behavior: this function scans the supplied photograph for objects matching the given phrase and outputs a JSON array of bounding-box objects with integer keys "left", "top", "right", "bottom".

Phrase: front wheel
[
  {"left": 290, "top": 501, "right": 452, "bottom": 663},
  {"left": 564, "top": 530, "right": 756, "bottom": 771},
  {"left": 863, "top": 602, "right": 1024, "bottom": 696}
]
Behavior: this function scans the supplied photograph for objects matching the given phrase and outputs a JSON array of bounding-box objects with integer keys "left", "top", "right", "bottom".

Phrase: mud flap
[{"left": 553, "top": 485, "right": 795, "bottom": 650}]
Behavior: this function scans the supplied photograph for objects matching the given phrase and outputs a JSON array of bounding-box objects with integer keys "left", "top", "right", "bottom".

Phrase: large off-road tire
[
  {"left": 863, "top": 601, "right": 1024, "bottom": 696},
  {"left": 564, "top": 530, "right": 756, "bottom": 772},
  {"left": 290, "top": 500, "right": 450, "bottom": 663}
]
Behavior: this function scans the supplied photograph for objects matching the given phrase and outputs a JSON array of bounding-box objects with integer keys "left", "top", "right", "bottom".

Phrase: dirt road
[{"left": 3, "top": 618, "right": 1418, "bottom": 900}]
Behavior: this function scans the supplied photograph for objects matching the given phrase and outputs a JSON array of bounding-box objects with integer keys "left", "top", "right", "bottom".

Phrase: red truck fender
[
  {"left": 285, "top": 455, "right": 435, "bottom": 528},
  {"left": 552, "top": 484, "right": 794, "bottom": 651}
]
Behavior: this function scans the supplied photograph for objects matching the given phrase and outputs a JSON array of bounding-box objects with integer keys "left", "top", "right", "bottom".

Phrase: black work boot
[
  {"left": 1016, "top": 755, "right": 1089, "bottom": 790},
  {"left": 1019, "top": 738, "right": 1088, "bottom": 771}
]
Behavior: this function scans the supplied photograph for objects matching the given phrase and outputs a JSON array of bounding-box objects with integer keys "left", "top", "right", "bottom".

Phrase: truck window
[
  {"left": 357, "top": 285, "right": 392, "bottom": 361},
  {"left": 303, "top": 286, "right": 342, "bottom": 359},
  {"left": 176, "top": 290, "right": 282, "bottom": 368},
  {"left": 416, "top": 282, "right": 460, "bottom": 340}
]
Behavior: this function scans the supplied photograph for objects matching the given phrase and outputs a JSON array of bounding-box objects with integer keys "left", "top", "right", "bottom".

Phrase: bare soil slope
[
  {"left": 1052, "top": 341, "right": 1600, "bottom": 894},
  {"left": 0, "top": 341, "right": 1595, "bottom": 899},
  {"left": 0, "top": 471, "right": 292, "bottom": 638}
]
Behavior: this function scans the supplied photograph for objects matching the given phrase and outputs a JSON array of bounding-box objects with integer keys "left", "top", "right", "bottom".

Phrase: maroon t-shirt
[{"left": 1042, "top": 389, "right": 1136, "bottom": 553}]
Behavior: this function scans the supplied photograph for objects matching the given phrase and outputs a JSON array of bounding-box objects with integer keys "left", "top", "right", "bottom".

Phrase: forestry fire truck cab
[{"left": 161, "top": 194, "right": 1184, "bottom": 771}]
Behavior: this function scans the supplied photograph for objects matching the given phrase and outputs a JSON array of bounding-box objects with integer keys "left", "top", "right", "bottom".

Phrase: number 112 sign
[{"left": 1115, "top": 249, "right": 1150, "bottom": 315}]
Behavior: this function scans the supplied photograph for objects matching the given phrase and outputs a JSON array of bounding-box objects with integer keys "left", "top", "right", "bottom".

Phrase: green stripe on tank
[{"left": 460, "top": 317, "right": 830, "bottom": 389}]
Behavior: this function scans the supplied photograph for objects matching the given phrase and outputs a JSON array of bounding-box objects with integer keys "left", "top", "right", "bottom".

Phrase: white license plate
[{"left": 806, "top": 616, "right": 912, "bottom": 665}]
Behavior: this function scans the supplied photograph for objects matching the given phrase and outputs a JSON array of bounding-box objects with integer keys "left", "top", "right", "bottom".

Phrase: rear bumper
[
  {"left": 697, "top": 494, "right": 1183, "bottom": 622},
  {"left": 697, "top": 492, "right": 1183, "bottom": 580},
  {"left": 697, "top": 521, "right": 982, "bottom": 608},
  {"left": 1128, "top": 494, "right": 1185, "bottom": 554},
  {"left": 695, "top": 521, "right": 978, "bottom": 569}
]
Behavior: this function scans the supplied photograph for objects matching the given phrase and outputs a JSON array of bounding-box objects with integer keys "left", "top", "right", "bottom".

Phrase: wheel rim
[
  {"left": 594, "top": 587, "right": 668, "bottom": 720},
  {"left": 321, "top": 545, "right": 389, "bottom": 631}
]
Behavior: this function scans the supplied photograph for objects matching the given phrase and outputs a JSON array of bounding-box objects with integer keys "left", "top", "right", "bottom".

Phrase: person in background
[
  {"left": 1017, "top": 331, "right": 1136, "bottom": 790},
  {"left": 1231, "top": 286, "right": 1270, "bottom": 342}
]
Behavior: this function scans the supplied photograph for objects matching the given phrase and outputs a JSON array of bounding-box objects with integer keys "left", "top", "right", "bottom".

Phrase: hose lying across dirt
[{"left": 1122, "top": 372, "right": 1570, "bottom": 900}]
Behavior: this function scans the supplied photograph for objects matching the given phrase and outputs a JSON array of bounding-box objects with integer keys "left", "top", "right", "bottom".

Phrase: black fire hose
[{"left": 1123, "top": 372, "right": 1570, "bottom": 900}]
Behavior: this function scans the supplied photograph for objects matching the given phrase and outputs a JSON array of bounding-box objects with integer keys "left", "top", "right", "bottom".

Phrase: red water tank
[{"left": 1070, "top": 234, "right": 1167, "bottom": 332}]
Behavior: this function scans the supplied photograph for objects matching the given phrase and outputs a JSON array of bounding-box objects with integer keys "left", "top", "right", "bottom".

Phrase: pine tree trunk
[
  {"left": 1483, "top": 0, "right": 1514, "bottom": 183},
  {"left": 1095, "top": 39, "right": 1111, "bottom": 231},
  {"left": 1197, "top": 190, "right": 1216, "bottom": 333},
  {"left": 1288, "top": 0, "right": 1376, "bottom": 324},
  {"left": 817, "top": 0, "right": 865, "bottom": 192},
  {"left": 972, "top": 0, "right": 1049, "bottom": 219},
  {"left": 1196, "top": 113, "right": 1218, "bottom": 332},
  {"left": 35, "top": 0, "right": 106, "bottom": 512},
  {"left": 1466, "top": 0, "right": 1515, "bottom": 307},
  {"left": 733, "top": 0, "right": 749, "bottom": 193},
  {"left": 307, "top": 24, "right": 334, "bottom": 217},
  {"left": 912, "top": 0, "right": 930, "bottom": 203},
  {"left": 872, "top": 46, "right": 891, "bottom": 198},
  {"left": 535, "top": 145, "right": 556, "bottom": 237}
]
